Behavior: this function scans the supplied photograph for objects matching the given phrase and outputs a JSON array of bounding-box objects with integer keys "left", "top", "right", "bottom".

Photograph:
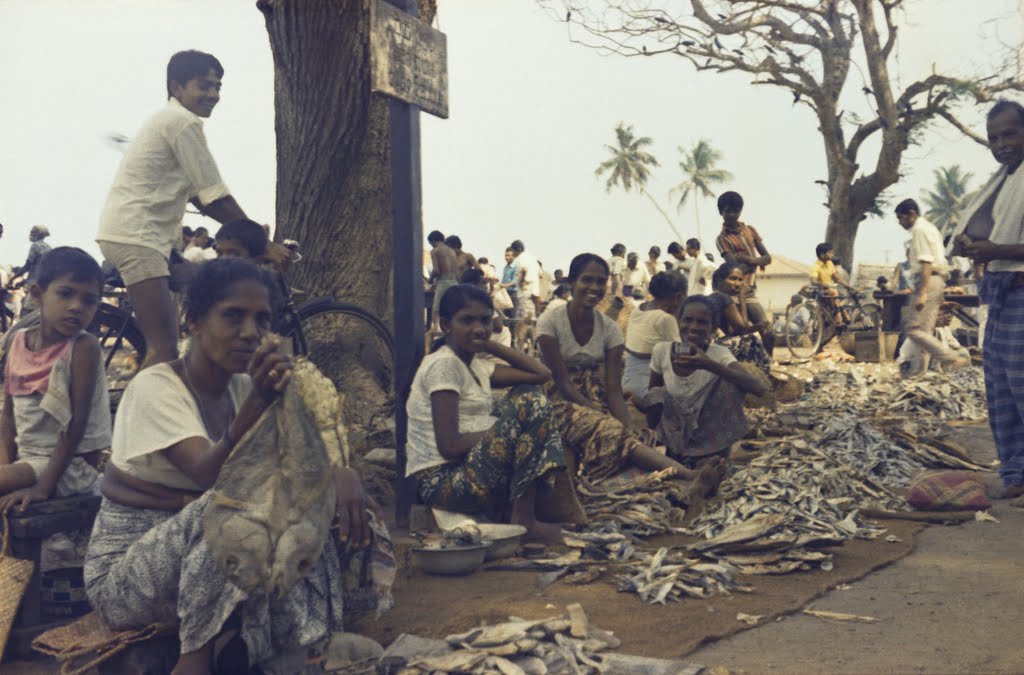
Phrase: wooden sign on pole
[{"left": 370, "top": 0, "right": 449, "bottom": 119}]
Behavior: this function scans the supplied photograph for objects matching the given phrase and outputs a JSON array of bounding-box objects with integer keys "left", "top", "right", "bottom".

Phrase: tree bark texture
[
  {"left": 258, "top": 0, "right": 436, "bottom": 434},
  {"left": 260, "top": 0, "right": 392, "bottom": 310}
]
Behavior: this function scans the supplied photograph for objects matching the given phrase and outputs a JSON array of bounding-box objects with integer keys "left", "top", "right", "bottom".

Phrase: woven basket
[{"left": 0, "top": 513, "right": 35, "bottom": 663}]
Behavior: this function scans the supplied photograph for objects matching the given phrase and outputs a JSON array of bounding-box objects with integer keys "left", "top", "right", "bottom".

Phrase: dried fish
[
  {"left": 398, "top": 605, "right": 619, "bottom": 675},
  {"left": 618, "top": 547, "right": 752, "bottom": 604},
  {"left": 577, "top": 469, "right": 688, "bottom": 537},
  {"left": 802, "top": 608, "right": 880, "bottom": 623}
]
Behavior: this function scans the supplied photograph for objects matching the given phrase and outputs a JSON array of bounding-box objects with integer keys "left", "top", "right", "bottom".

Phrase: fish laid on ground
[{"left": 398, "top": 605, "right": 619, "bottom": 675}]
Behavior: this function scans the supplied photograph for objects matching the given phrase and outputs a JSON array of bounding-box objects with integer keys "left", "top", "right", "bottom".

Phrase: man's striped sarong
[{"left": 984, "top": 285, "right": 1024, "bottom": 487}]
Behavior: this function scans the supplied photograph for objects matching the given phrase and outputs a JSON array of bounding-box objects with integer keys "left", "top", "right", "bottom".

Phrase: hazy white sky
[{"left": 1, "top": 0, "right": 1021, "bottom": 276}]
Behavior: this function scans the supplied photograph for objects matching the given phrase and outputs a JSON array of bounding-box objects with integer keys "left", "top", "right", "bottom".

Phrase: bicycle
[
  {"left": 89, "top": 259, "right": 394, "bottom": 399},
  {"left": 784, "top": 286, "right": 882, "bottom": 361}
]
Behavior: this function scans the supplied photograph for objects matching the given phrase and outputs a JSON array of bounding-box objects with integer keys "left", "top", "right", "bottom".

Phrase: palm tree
[
  {"left": 922, "top": 165, "right": 974, "bottom": 234},
  {"left": 595, "top": 123, "right": 684, "bottom": 242},
  {"left": 670, "top": 139, "right": 733, "bottom": 246}
]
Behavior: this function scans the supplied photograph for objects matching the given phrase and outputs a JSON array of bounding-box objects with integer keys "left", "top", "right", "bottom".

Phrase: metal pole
[{"left": 387, "top": 0, "right": 424, "bottom": 529}]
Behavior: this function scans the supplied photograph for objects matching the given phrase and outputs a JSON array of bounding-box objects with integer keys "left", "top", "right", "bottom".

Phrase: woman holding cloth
[{"left": 85, "top": 259, "right": 384, "bottom": 674}]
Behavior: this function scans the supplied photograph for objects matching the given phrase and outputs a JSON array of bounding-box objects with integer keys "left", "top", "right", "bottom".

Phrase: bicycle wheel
[
  {"left": 285, "top": 299, "right": 394, "bottom": 394},
  {"left": 89, "top": 303, "right": 146, "bottom": 396},
  {"left": 785, "top": 299, "right": 824, "bottom": 361}
]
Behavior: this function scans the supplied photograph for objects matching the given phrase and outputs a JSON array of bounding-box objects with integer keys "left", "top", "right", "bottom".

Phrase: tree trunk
[
  {"left": 640, "top": 188, "right": 684, "bottom": 244},
  {"left": 824, "top": 207, "right": 859, "bottom": 274},
  {"left": 693, "top": 198, "right": 701, "bottom": 247},
  {"left": 259, "top": 0, "right": 436, "bottom": 438}
]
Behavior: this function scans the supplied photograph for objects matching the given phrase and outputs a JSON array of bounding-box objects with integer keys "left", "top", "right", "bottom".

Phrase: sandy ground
[
  {"left": 690, "top": 423, "right": 1024, "bottom": 674},
  {"left": 7, "top": 423, "right": 1019, "bottom": 674}
]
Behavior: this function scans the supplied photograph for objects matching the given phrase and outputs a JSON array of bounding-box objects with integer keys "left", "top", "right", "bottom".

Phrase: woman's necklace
[{"left": 178, "top": 358, "right": 232, "bottom": 439}]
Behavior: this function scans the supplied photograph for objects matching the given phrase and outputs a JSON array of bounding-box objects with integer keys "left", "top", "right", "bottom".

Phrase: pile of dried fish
[
  {"left": 795, "top": 365, "right": 987, "bottom": 423},
  {"left": 818, "top": 414, "right": 991, "bottom": 485},
  {"left": 618, "top": 547, "right": 751, "bottom": 604},
  {"left": 397, "top": 604, "right": 621, "bottom": 675},
  {"left": 817, "top": 415, "right": 925, "bottom": 488},
  {"left": 577, "top": 469, "right": 688, "bottom": 537},
  {"left": 684, "top": 437, "right": 897, "bottom": 574},
  {"left": 877, "top": 368, "right": 987, "bottom": 421}
]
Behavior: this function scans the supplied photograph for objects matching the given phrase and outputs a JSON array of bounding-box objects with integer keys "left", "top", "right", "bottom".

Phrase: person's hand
[
  {"left": 334, "top": 467, "right": 370, "bottom": 548},
  {"left": 0, "top": 484, "right": 49, "bottom": 514},
  {"left": 264, "top": 241, "right": 294, "bottom": 273},
  {"left": 671, "top": 344, "right": 712, "bottom": 376},
  {"left": 963, "top": 239, "right": 1003, "bottom": 264},
  {"left": 248, "top": 335, "right": 293, "bottom": 400}
]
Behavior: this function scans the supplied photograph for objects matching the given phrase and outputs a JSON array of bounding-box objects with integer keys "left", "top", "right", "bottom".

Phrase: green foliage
[
  {"left": 670, "top": 139, "right": 732, "bottom": 212},
  {"left": 922, "top": 165, "right": 974, "bottom": 233},
  {"left": 595, "top": 122, "right": 660, "bottom": 193}
]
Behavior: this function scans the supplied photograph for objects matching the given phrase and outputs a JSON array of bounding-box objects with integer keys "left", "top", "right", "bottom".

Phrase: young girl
[
  {"left": 0, "top": 247, "right": 110, "bottom": 513},
  {"left": 708, "top": 262, "right": 772, "bottom": 373},
  {"left": 406, "top": 284, "right": 569, "bottom": 543},
  {"left": 622, "top": 271, "right": 687, "bottom": 399},
  {"left": 644, "top": 296, "right": 769, "bottom": 463}
]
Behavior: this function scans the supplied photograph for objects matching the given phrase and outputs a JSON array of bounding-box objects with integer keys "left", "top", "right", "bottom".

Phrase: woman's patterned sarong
[
  {"left": 415, "top": 385, "right": 566, "bottom": 520},
  {"left": 717, "top": 333, "right": 771, "bottom": 374},
  {"left": 84, "top": 492, "right": 393, "bottom": 665},
  {"left": 644, "top": 379, "right": 747, "bottom": 463},
  {"left": 546, "top": 365, "right": 654, "bottom": 482}
]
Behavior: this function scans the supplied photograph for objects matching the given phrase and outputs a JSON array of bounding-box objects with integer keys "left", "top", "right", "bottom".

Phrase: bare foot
[
  {"left": 942, "top": 357, "right": 969, "bottom": 371},
  {"left": 171, "top": 651, "right": 213, "bottom": 675},
  {"left": 997, "top": 484, "right": 1024, "bottom": 500},
  {"left": 679, "top": 457, "right": 724, "bottom": 502},
  {"left": 522, "top": 520, "right": 564, "bottom": 545}
]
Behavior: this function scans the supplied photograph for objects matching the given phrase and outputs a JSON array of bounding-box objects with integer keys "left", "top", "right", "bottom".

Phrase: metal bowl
[
  {"left": 410, "top": 543, "right": 489, "bottom": 576},
  {"left": 478, "top": 524, "right": 527, "bottom": 561}
]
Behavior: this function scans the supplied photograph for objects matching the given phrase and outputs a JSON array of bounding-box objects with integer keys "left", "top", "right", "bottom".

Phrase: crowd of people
[{"left": 1, "top": 42, "right": 1023, "bottom": 673}]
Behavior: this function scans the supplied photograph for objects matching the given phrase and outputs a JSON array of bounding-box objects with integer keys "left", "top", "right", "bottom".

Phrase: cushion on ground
[{"left": 907, "top": 470, "right": 991, "bottom": 511}]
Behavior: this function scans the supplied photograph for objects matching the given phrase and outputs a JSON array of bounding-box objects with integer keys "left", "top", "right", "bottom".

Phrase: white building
[{"left": 753, "top": 254, "right": 814, "bottom": 315}]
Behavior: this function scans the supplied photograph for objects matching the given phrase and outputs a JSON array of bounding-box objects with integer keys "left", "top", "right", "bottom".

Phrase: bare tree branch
[{"left": 547, "top": 0, "right": 1024, "bottom": 266}]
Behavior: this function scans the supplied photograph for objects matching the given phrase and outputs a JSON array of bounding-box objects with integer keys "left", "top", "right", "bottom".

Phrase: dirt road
[{"left": 691, "top": 424, "right": 1024, "bottom": 674}]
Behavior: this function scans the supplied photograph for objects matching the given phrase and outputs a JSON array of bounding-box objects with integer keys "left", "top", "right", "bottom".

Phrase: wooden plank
[
  {"left": 370, "top": 0, "right": 449, "bottom": 118},
  {"left": 10, "top": 509, "right": 98, "bottom": 539},
  {"left": 9, "top": 494, "right": 100, "bottom": 517}
]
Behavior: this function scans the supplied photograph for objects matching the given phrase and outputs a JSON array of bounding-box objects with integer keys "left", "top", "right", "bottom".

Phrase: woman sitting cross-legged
[
  {"left": 406, "top": 283, "right": 570, "bottom": 544},
  {"left": 707, "top": 262, "right": 772, "bottom": 373},
  {"left": 84, "top": 258, "right": 378, "bottom": 675},
  {"left": 621, "top": 270, "right": 687, "bottom": 400},
  {"left": 643, "top": 296, "right": 770, "bottom": 464},
  {"left": 536, "top": 253, "right": 724, "bottom": 491}
]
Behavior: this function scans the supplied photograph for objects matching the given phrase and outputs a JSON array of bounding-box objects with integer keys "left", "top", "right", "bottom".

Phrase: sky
[{"left": 1, "top": 0, "right": 1022, "bottom": 277}]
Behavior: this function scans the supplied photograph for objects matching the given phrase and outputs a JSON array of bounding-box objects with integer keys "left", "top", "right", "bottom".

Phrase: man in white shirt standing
[
  {"left": 510, "top": 239, "right": 540, "bottom": 347},
  {"left": 684, "top": 238, "right": 715, "bottom": 296},
  {"left": 896, "top": 198, "right": 966, "bottom": 376},
  {"left": 97, "top": 50, "right": 254, "bottom": 367}
]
